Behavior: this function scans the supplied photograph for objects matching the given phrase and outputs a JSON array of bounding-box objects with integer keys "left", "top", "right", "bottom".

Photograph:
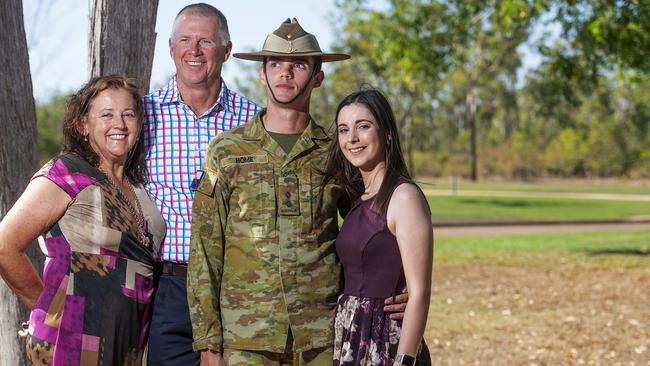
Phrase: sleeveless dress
[
  {"left": 24, "top": 154, "right": 166, "bottom": 366},
  {"left": 333, "top": 181, "right": 430, "bottom": 366}
]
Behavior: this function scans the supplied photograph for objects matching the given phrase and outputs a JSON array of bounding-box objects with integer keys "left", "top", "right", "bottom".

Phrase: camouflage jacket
[{"left": 188, "top": 110, "right": 345, "bottom": 353}]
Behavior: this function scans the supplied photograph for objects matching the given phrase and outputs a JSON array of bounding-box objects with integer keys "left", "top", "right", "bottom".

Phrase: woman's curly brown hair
[{"left": 62, "top": 74, "right": 146, "bottom": 184}]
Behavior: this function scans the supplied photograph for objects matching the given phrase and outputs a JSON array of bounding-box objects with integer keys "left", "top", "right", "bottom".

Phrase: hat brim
[{"left": 233, "top": 51, "right": 350, "bottom": 62}]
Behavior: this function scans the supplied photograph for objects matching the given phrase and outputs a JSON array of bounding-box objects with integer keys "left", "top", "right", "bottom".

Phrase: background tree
[
  {"left": 552, "top": 0, "right": 650, "bottom": 75},
  {"left": 326, "top": 0, "right": 454, "bottom": 170},
  {"left": 89, "top": 0, "right": 159, "bottom": 94},
  {"left": 36, "top": 93, "right": 66, "bottom": 164},
  {"left": 447, "top": 0, "right": 541, "bottom": 180},
  {"left": 0, "top": 0, "right": 41, "bottom": 364}
]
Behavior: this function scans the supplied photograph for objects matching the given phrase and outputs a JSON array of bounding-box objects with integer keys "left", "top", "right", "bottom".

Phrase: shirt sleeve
[
  {"left": 187, "top": 141, "right": 229, "bottom": 353},
  {"left": 32, "top": 155, "right": 98, "bottom": 199}
]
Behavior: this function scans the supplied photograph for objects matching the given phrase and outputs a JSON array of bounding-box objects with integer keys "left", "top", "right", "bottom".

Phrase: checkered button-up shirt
[{"left": 143, "top": 76, "right": 260, "bottom": 263}]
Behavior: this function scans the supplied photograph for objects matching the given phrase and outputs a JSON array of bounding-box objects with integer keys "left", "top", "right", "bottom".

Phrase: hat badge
[{"left": 286, "top": 34, "right": 297, "bottom": 53}]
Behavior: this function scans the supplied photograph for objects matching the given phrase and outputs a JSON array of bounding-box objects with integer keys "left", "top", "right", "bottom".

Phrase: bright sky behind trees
[
  {"left": 23, "top": 0, "right": 350, "bottom": 101},
  {"left": 23, "top": 0, "right": 546, "bottom": 102}
]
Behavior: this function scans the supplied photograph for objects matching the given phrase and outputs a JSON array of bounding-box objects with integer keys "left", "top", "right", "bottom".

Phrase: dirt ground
[{"left": 425, "top": 263, "right": 650, "bottom": 365}]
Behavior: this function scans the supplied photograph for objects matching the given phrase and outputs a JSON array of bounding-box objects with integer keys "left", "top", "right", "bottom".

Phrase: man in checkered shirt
[{"left": 141, "top": 3, "right": 259, "bottom": 365}]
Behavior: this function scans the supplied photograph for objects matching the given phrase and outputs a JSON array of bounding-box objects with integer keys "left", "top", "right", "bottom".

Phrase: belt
[{"left": 158, "top": 262, "right": 188, "bottom": 277}]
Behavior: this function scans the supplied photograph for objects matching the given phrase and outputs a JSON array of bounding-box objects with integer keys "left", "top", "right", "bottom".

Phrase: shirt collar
[{"left": 158, "top": 76, "right": 232, "bottom": 116}]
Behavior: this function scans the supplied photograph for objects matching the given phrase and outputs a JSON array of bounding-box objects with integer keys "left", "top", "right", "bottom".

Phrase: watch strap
[{"left": 395, "top": 353, "right": 416, "bottom": 366}]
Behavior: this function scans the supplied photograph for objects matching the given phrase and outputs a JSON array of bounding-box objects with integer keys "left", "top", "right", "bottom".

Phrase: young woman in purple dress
[{"left": 323, "top": 88, "right": 433, "bottom": 366}]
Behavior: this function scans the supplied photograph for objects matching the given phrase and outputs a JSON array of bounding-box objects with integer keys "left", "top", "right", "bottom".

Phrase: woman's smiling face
[
  {"left": 337, "top": 102, "right": 385, "bottom": 172},
  {"left": 81, "top": 88, "right": 140, "bottom": 167}
]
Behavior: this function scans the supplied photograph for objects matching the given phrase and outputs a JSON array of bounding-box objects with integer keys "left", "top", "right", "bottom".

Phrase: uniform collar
[
  {"left": 241, "top": 109, "right": 331, "bottom": 163},
  {"left": 242, "top": 109, "right": 331, "bottom": 142}
]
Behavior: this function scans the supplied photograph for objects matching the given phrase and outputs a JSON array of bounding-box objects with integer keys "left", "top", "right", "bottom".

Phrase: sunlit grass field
[
  {"left": 425, "top": 195, "right": 650, "bottom": 221},
  {"left": 434, "top": 229, "right": 650, "bottom": 268}
]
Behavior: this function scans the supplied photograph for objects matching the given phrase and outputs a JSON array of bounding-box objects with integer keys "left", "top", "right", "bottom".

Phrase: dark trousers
[{"left": 147, "top": 272, "right": 200, "bottom": 365}]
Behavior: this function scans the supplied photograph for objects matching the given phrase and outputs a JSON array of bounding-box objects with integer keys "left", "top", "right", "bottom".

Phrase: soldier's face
[
  {"left": 169, "top": 13, "right": 231, "bottom": 90},
  {"left": 336, "top": 103, "right": 385, "bottom": 172},
  {"left": 259, "top": 56, "right": 323, "bottom": 104}
]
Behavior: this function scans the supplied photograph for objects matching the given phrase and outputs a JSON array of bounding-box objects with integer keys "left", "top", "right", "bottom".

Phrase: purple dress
[
  {"left": 24, "top": 154, "right": 166, "bottom": 366},
  {"left": 333, "top": 181, "right": 430, "bottom": 365}
]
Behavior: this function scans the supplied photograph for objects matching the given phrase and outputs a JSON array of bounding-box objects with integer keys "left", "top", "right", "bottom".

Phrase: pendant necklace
[{"left": 99, "top": 168, "right": 150, "bottom": 248}]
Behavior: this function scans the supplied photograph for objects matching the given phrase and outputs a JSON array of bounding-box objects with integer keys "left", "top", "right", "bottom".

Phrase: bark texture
[
  {"left": 89, "top": 0, "right": 159, "bottom": 94},
  {"left": 0, "top": 0, "right": 42, "bottom": 364}
]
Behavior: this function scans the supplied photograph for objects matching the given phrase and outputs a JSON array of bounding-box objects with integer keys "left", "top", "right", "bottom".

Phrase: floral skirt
[{"left": 333, "top": 294, "right": 431, "bottom": 366}]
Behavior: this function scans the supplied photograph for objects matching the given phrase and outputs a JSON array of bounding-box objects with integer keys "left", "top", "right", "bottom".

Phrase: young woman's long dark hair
[{"left": 322, "top": 87, "right": 412, "bottom": 214}]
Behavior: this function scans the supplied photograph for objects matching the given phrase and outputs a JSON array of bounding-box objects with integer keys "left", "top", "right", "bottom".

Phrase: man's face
[
  {"left": 259, "top": 56, "right": 323, "bottom": 104},
  {"left": 169, "top": 13, "right": 231, "bottom": 90}
]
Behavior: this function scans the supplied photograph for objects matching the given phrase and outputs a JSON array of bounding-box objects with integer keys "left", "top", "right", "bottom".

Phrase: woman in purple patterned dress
[
  {"left": 0, "top": 75, "right": 165, "bottom": 365},
  {"left": 323, "top": 89, "right": 433, "bottom": 366}
]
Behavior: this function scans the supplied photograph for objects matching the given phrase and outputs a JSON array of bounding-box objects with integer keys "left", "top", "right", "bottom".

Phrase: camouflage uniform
[{"left": 188, "top": 110, "right": 345, "bottom": 354}]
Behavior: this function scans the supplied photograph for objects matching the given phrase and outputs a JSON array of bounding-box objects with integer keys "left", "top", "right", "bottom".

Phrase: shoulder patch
[{"left": 195, "top": 169, "right": 219, "bottom": 197}]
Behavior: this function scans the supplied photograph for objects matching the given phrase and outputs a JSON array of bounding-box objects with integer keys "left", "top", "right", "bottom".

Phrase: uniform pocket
[
  {"left": 278, "top": 172, "right": 300, "bottom": 216},
  {"left": 225, "top": 162, "right": 276, "bottom": 239}
]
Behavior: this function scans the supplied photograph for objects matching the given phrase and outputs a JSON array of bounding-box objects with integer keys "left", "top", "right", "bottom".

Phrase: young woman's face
[{"left": 336, "top": 103, "right": 385, "bottom": 171}]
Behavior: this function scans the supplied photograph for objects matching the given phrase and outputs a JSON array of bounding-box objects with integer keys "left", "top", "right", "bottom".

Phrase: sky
[{"left": 23, "top": 0, "right": 353, "bottom": 101}]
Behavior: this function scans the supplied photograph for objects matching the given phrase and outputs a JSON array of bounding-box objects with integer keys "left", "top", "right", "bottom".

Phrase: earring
[{"left": 83, "top": 135, "right": 88, "bottom": 142}]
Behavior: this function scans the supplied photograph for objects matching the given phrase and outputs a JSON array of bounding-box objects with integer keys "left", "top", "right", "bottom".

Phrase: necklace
[{"left": 99, "top": 168, "right": 150, "bottom": 248}]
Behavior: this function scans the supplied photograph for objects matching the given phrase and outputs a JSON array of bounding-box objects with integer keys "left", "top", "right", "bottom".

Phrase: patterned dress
[
  {"left": 333, "top": 181, "right": 431, "bottom": 366},
  {"left": 25, "top": 154, "right": 166, "bottom": 366}
]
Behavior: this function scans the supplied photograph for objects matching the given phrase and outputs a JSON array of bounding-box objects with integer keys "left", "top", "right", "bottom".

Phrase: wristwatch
[{"left": 395, "top": 353, "right": 415, "bottom": 365}]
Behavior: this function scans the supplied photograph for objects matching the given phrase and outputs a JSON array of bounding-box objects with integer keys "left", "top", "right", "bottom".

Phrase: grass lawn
[
  {"left": 421, "top": 179, "right": 650, "bottom": 195},
  {"left": 434, "top": 229, "right": 650, "bottom": 268},
  {"left": 426, "top": 195, "right": 650, "bottom": 221}
]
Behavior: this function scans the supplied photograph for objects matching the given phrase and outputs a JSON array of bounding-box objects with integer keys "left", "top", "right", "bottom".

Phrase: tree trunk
[
  {"left": 466, "top": 75, "right": 478, "bottom": 181},
  {"left": 397, "top": 89, "right": 420, "bottom": 175},
  {"left": 89, "top": 0, "right": 159, "bottom": 94},
  {"left": 0, "top": 0, "right": 42, "bottom": 364},
  {"left": 466, "top": 30, "right": 485, "bottom": 182}
]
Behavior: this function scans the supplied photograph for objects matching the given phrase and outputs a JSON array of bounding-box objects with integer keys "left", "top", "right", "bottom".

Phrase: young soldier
[{"left": 188, "top": 19, "right": 407, "bottom": 366}]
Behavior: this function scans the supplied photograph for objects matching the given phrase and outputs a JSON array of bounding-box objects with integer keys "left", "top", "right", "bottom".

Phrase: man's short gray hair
[{"left": 173, "top": 3, "right": 231, "bottom": 45}]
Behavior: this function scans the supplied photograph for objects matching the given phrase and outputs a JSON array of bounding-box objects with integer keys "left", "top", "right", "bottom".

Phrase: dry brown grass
[{"left": 425, "top": 263, "right": 650, "bottom": 365}]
